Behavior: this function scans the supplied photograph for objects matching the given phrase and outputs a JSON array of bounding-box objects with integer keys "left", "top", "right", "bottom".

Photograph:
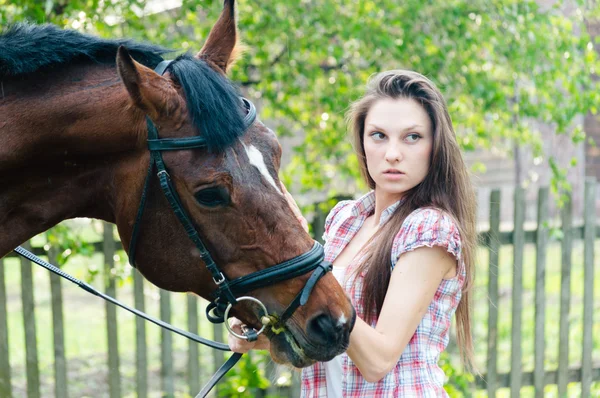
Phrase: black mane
[
  {"left": 0, "top": 23, "right": 247, "bottom": 152},
  {"left": 167, "top": 54, "right": 246, "bottom": 152},
  {"left": 0, "top": 23, "right": 170, "bottom": 77}
]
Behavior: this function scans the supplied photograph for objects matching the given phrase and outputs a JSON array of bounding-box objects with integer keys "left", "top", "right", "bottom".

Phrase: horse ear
[
  {"left": 197, "top": 0, "right": 242, "bottom": 73},
  {"left": 116, "top": 46, "right": 174, "bottom": 118}
]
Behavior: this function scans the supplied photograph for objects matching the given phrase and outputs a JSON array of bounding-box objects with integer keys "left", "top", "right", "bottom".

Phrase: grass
[{"left": 2, "top": 220, "right": 600, "bottom": 397}]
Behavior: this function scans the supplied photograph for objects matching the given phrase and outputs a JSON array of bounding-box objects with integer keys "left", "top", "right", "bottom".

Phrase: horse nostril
[{"left": 307, "top": 313, "right": 341, "bottom": 345}]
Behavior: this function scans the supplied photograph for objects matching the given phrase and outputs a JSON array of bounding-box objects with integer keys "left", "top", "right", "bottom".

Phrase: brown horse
[{"left": 0, "top": 0, "right": 355, "bottom": 367}]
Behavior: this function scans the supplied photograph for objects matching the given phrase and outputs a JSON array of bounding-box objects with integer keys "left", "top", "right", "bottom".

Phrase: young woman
[{"left": 229, "top": 70, "right": 477, "bottom": 397}]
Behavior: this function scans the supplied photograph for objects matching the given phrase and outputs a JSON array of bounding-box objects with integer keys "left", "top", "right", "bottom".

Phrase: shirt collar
[{"left": 350, "top": 190, "right": 403, "bottom": 226}]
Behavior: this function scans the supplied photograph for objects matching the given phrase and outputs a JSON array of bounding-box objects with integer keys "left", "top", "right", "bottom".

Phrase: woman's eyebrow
[{"left": 366, "top": 123, "right": 424, "bottom": 132}]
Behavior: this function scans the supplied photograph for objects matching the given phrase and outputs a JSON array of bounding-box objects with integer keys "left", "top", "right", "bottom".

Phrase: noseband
[{"left": 127, "top": 59, "right": 333, "bottom": 338}]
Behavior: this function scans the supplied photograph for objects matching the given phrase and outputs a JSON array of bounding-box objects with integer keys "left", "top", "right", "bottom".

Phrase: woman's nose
[{"left": 384, "top": 143, "right": 403, "bottom": 163}]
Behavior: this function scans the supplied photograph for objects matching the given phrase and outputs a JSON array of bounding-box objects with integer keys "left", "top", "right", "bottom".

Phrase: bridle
[
  {"left": 128, "top": 58, "right": 332, "bottom": 333},
  {"left": 12, "top": 58, "right": 333, "bottom": 397}
]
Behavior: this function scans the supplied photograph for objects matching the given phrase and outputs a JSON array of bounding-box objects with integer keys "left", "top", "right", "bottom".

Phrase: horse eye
[{"left": 195, "top": 186, "right": 230, "bottom": 207}]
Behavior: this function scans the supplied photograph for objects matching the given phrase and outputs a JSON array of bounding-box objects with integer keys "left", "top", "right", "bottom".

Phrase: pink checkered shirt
[{"left": 301, "top": 191, "right": 465, "bottom": 397}]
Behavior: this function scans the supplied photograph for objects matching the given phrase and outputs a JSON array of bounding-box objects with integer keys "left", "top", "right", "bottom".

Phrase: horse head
[{"left": 111, "top": 0, "right": 355, "bottom": 366}]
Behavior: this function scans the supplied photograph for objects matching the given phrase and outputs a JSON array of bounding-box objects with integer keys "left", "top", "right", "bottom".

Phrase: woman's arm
[{"left": 345, "top": 245, "right": 456, "bottom": 382}]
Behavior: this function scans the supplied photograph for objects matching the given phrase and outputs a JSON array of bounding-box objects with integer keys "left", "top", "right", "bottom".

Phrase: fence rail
[{"left": 1, "top": 182, "right": 599, "bottom": 397}]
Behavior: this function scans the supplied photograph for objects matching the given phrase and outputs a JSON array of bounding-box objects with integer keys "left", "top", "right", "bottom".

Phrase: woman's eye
[
  {"left": 406, "top": 133, "right": 421, "bottom": 143},
  {"left": 370, "top": 131, "right": 386, "bottom": 140},
  {"left": 195, "top": 186, "right": 230, "bottom": 207}
]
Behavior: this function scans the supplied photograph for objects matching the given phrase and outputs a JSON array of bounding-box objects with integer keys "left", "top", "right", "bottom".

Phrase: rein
[
  {"left": 13, "top": 58, "right": 333, "bottom": 397},
  {"left": 13, "top": 246, "right": 238, "bottom": 397}
]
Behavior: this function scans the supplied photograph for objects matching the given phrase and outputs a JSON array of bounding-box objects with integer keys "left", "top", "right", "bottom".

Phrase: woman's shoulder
[
  {"left": 403, "top": 207, "right": 458, "bottom": 230},
  {"left": 391, "top": 207, "right": 462, "bottom": 263}
]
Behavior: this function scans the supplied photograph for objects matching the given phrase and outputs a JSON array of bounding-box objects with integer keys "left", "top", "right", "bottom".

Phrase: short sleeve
[
  {"left": 391, "top": 208, "right": 462, "bottom": 270},
  {"left": 322, "top": 200, "right": 353, "bottom": 243}
]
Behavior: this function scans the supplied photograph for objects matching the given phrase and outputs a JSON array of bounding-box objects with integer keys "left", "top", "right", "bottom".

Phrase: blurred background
[{"left": 1, "top": 0, "right": 600, "bottom": 397}]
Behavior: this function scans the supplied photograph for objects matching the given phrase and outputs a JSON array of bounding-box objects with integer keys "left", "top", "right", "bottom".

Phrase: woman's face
[{"left": 363, "top": 97, "right": 433, "bottom": 202}]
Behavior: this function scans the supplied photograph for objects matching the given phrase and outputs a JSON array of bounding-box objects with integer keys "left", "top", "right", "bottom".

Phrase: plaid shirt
[{"left": 301, "top": 191, "right": 464, "bottom": 397}]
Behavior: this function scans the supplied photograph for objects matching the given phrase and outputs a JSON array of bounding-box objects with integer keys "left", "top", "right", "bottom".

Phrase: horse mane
[
  {"left": 0, "top": 23, "right": 247, "bottom": 152},
  {"left": 0, "top": 23, "right": 170, "bottom": 77},
  {"left": 167, "top": 54, "right": 246, "bottom": 152}
]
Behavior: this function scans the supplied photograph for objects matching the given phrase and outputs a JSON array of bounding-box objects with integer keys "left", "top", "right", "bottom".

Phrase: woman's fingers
[
  {"left": 227, "top": 318, "right": 257, "bottom": 353},
  {"left": 227, "top": 317, "right": 272, "bottom": 352}
]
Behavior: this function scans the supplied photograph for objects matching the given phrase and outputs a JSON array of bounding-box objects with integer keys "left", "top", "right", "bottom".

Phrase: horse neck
[
  {"left": 1, "top": 64, "right": 145, "bottom": 167},
  {"left": 0, "top": 64, "right": 146, "bottom": 257}
]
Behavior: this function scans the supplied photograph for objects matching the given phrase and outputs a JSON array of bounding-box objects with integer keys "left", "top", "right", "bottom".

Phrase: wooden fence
[{"left": 0, "top": 182, "right": 599, "bottom": 397}]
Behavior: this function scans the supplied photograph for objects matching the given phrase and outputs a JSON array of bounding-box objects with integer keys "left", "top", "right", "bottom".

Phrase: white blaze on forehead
[{"left": 242, "top": 143, "right": 282, "bottom": 193}]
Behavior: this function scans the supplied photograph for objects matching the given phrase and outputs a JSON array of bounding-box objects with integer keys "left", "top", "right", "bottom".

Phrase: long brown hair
[{"left": 347, "top": 70, "right": 477, "bottom": 368}]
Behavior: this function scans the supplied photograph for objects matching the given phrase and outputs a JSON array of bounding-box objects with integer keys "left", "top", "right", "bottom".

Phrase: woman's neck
[{"left": 372, "top": 189, "right": 403, "bottom": 225}]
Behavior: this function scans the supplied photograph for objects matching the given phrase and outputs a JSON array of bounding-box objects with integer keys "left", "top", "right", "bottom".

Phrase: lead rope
[{"left": 13, "top": 246, "right": 249, "bottom": 397}]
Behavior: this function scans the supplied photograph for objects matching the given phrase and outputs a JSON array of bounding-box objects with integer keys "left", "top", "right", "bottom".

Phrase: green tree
[{"left": 3, "top": 0, "right": 597, "bottom": 196}]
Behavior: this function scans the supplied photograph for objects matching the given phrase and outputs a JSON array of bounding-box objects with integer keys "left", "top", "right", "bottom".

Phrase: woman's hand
[
  {"left": 281, "top": 182, "right": 309, "bottom": 233},
  {"left": 227, "top": 317, "right": 270, "bottom": 353}
]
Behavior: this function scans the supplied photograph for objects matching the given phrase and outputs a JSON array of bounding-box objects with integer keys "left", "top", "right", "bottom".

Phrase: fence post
[
  {"left": 20, "top": 241, "right": 40, "bottom": 398},
  {"left": 581, "top": 178, "right": 596, "bottom": 397},
  {"left": 0, "top": 257, "right": 12, "bottom": 398},
  {"left": 511, "top": 187, "right": 525, "bottom": 397},
  {"left": 104, "top": 223, "right": 121, "bottom": 398},
  {"left": 534, "top": 187, "right": 549, "bottom": 398},
  {"left": 487, "top": 189, "right": 501, "bottom": 396},
  {"left": 212, "top": 322, "right": 225, "bottom": 396},
  {"left": 557, "top": 195, "right": 573, "bottom": 397},
  {"left": 134, "top": 270, "right": 148, "bottom": 398},
  {"left": 188, "top": 294, "right": 200, "bottom": 395},
  {"left": 48, "top": 246, "right": 68, "bottom": 398},
  {"left": 160, "top": 290, "right": 174, "bottom": 397}
]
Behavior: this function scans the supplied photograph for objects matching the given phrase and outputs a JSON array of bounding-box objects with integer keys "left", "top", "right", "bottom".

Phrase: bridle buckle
[
  {"left": 213, "top": 272, "right": 226, "bottom": 285},
  {"left": 157, "top": 169, "right": 170, "bottom": 179}
]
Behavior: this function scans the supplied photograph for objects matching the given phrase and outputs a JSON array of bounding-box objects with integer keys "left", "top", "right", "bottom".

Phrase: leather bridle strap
[
  {"left": 120, "top": 58, "right": 333, "bottom": 396},
  {"left": 128, "top": 99, "right": 257, "bottom": 307},
  {"left": 219, "top": 242, "right": 332, "bottom": 323},
  {"left": 223, "top": 242, "right": 326, "bottom": 295}
]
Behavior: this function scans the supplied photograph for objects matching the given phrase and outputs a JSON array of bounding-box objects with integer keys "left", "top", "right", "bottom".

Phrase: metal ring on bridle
[{"left": 224, "top": 296, "right": 269, "bottom": 340}]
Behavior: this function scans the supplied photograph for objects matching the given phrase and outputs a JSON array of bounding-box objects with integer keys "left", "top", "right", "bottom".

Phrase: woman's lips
[{"left": 382, "top": 169, "right": 405, "bottom": 180}]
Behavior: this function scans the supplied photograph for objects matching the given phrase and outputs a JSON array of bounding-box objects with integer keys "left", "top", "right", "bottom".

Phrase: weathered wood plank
[
  {"left": 187, "top": 294, "right": 200, "bottom": 396},
  {"left": 290, "top": 370, "right": 301, "bottom": 398},
  {"left": 160, "top": 289, "right": 174, "bottom": 397},
  {"left": 475, "top": 366, "right": 600, "bottom": 389},
  {"left": 534, "top": 187, "right": 549, "bottom": 398},
  {"left": 212, "top": 322, "right": 225, "bottom": 397},
  {"left": 134, "top": 270, "right": 148, "bottom": 398},
  {"left": 487, "top": 189, "right": 501, "bottom": 397},
  {"left": 48, "top": 246, "right": 68, "bottom": 398},
  {"left": 581, "top": 178, "right": 596, "bottom": 398},
  {"left": 20, "top": 241, "right": 40, "bottom": 398},
  {"left": 0, "top": 258, "right": 12, "bottom": 398},
  {"left": 511, "top": 187, "right": 525, "bottom": 397},
  {"left": 104, "top": 223, "right": 121, "bottom": 398},
  {"left": 558, "top": 197, "right": 572, "bottom": 397}
]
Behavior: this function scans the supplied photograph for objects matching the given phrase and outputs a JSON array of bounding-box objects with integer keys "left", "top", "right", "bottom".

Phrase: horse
[{"left": 0, "top": 0, "right": 355, "bottom": 368}]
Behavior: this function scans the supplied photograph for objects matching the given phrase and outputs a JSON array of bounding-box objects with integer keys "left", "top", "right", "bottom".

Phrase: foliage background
[
  {"left": 2, "top": 0, "right": 599, "bottom": 195},
  {"left": 2, "top": 0, "right": 600, "bottom": 396}
]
